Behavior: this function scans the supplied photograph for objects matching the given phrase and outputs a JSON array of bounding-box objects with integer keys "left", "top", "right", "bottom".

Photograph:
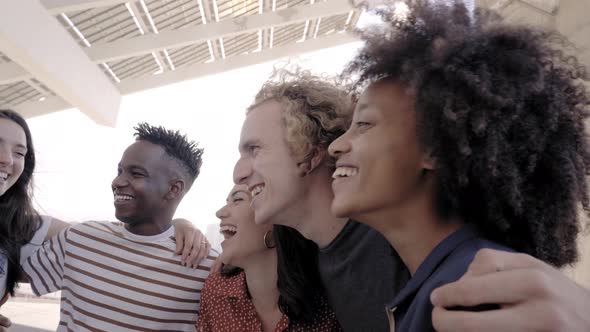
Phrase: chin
[
  {"left": 330, "top": 198, "right": 354, "bottom": 218},
  {"left": 115, "top": 213, "right": 135, "bottom": 224},
  {"left": 0, "top": 183, "right": 13, "bottom": 196},
  {"left": 253, "top": 210, "right": 273, "bottom": 225}
]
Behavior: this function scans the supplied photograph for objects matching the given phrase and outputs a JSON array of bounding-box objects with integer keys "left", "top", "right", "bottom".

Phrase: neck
[
  {"left": 124, "top": 214, "right": 173, "bottom": 236},
  {"left": 243, "top": 249, "right": 280, "bottom": 313},
  {"left": 362, "top": 186, "right": 463, "bottom": 275},
  {"left": 290, "top": 169, "right": 348, "bottom": 247},
  {"left": 306, "top": 214, "right": 348, "bottom": 248}
]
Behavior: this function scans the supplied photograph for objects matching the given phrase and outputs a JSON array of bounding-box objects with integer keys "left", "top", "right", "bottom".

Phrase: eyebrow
[
  {"left": 118, "top": 164, "right": 149, "bottom": 173},
  {"left": 355, "top": 102, "right": 369, "bottom": 115},
  {"left": 0, "top": 137, "right": 27, "bottom": 150},
  {"left": 227, "top": 190, "right": 249, "bottom": 202},
  {"left": 232, "top": 190, "right": 249, "bottom": 197},
  {"left": 239, "top": 138, "right": 260, "bottom": 152}
]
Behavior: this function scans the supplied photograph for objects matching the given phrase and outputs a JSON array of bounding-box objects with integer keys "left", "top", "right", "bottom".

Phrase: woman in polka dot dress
[{"left": 196, "top": 184, "right": 342, "bottom": 332}]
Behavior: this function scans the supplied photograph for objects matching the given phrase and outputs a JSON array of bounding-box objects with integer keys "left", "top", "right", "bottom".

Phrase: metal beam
[
  {"left": 12, "top": 95, "right": 71, "bottom": 119},
  {"left": 520, "top": 0, "right": 560, "bottom": 13},
  {"left": 262, "top": 0, "right": 272, "bottom": 49},
  {"left": 477, "top": 0, "right": 560, "bottom": 13},
  {"left": 126, "top": 1, "right": 167, "bottom": 71},
  {"left": 118, "top": 32, "right": 359, "bottom": 94},
  {"left": 0, "top": 0, "right": 121, "bottom": 125},
  {"left": 0, "top": 62, "right": 29, "bottom": 84},
  {"left": 42, "top": 0, "right": 128, "bottom": 15},
  {"left": 0, "top": 0, "right": 354, "bottom": 83},
  {"left": 200, "top": 0, "right": 223, "bottom": 60},
  {"left": 87, "top": 0, "right": 353, "bottom": 63}
]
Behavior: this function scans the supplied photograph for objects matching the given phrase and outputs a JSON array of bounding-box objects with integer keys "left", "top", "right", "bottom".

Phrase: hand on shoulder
[{"left": 431, "top": 249, "right": 590, "bottom": 332}]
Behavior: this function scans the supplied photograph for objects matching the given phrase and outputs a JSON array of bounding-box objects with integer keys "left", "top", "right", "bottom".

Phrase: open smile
[
  {"left": 114, "top": 194, "right": 135, "bottom": 205},
  {"left": 219, "top": 223, "right": 237, "bottom": 240}
]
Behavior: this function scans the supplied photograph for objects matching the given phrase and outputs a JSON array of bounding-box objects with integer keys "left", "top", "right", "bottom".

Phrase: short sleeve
[
  {"left": 20, "top": 215, "right": 52, "bottom": 265},
  {"left": 21, "top": 227, "right": 68, "bottom": 296}
]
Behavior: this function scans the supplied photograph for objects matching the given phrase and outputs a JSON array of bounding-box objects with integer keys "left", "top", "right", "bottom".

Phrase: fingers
[
  {"left": 0, "top": 314, "right": 11, "bottom": 328},
  {"left": 184, "top": 231, "right": 202, "bottom": 267},
  {"left": 174, "top": 221, "right": 210, "bottom": 268},
  {"left": 174, "top": 231, "right": 185, "bottom": 256},
  {"left": 433, "top": 305, "right": 527, "bottom": 332},
  {"left": 172, "top": 218, "right": 194, "bottom": 257},
  {"left": 432, "top": 249, "right": 590, "bottom": 332},
  {"left": 432, "top": 298, "right": 570, "bottom": 332},
  {"left": 186, "top": 234, "right": 211, "bottom": 268},
  {"left": 196, "top": 241, "right": 211, "bottom": 265},
  {"left": 431, "top": 268, "right": 553, "bottom": 308},
  {"left": 464, "top": 249, "right": 548, "bottom": 277},
  {"left": 181, "top": 230, "right": 196, "bottom": 266}
]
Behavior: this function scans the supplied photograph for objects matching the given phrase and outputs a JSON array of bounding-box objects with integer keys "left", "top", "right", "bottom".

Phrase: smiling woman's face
[
  {"left": 328, "top": 80, "right": 432, "bottom": 224},
  {"left": 216, "top": 184, "right": 273, "bottom": 268},
  {"left": 0, "top": 117, "right": 27, "bottom": 197}
]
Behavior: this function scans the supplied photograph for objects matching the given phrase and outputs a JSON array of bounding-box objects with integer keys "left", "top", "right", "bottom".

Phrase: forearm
[{"left": 19, "top": 217, "right": 69, "bottom": 283}]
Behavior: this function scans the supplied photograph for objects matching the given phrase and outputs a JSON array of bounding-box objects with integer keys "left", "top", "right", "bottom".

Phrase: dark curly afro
[{"left": 345, "top": 0, "right": 590, "bottom": 267}]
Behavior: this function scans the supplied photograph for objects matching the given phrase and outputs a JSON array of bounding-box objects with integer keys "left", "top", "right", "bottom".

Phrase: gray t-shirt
[{"left": 318, "top": 220, "right": 409, "bottom": 331}]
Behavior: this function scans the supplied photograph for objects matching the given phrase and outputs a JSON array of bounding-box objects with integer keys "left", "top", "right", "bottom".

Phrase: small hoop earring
[{"left": 264, "top": 230, "right": 276, "bottom": 249}]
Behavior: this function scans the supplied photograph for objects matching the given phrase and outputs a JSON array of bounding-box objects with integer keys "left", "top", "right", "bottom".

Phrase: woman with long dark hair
[
  {"left": 197, "top": 184, "right": 341, "bottom": 331},
  {"left": 0, "top": 109, "right": 50, "bottom": 302}
]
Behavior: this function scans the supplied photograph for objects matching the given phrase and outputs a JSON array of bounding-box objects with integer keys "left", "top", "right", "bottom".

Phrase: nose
[
  {"left": 216, "top": 205, "right": 229, "bottom": 219},
  {"left": 233, "top": 157, "right": 252, "bottom": 185},
  {"left": 328, "top": 130, "right": 351, "bottom": 159},
  {"left": 111, "top": 173, "right": 129, "bottom": 192},
  {"left": 0, "top": 143, "right": 13, "bottom": 166}
]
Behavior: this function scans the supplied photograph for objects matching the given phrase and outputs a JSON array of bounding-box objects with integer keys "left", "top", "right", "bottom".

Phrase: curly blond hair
[{"left": 248, "top": 68, "right": 353, "bottom": 168}]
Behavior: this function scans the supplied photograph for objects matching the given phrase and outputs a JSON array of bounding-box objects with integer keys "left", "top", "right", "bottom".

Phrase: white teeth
[
  {"left": 250, "top": 185, "right": 264, "bottom": 197},
  {"left": 114, "top": 194, "right": 133, "bottom": 201},
  {"left": 0, "top": 171, "right": 7, "bottom": 180},
  {"left": 219, "top": 225, "right": 238, "bottom": 234},
  {"left": 332, "top": 167, "right": 358, "bottom": 179}
]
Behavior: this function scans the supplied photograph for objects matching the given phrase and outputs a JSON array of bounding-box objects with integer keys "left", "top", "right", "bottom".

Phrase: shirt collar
[
  {"left": 210, "top": 270, "right": 249, "bottom": 299},
  {"left": 387, "top": 224, "right": 479, "bottom": 309},
  {"left": 215, "top": 271, "right": 293, "bottom": 332}
]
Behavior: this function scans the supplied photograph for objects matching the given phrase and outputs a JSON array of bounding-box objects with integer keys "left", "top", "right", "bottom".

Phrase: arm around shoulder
[{"left": 431, "top": 249, "right": 590, "bottom": 332}]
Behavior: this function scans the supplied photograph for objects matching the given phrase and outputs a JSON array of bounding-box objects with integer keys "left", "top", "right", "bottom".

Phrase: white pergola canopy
[
  {"left": 0, "top": 0, "right": 587, "bottom": 125},
  {"left": 0, "top": 0, "right": 361, "bottom": 125}
]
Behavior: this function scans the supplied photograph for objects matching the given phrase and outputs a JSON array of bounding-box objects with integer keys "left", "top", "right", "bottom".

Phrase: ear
[
  {"left": 297, "top": 148, "right": 327, "bottom": 176},
  {"left": 165, "top": 179, "right": 185, "bottom": 201},
  {"left": 421, "top": 149, "right": 436, "bottom": 171},
  {"left": 309, "top": 148, "right": 326, "bottom": 172}
]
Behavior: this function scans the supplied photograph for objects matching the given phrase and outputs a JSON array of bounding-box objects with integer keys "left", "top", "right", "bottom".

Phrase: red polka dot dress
[{"left": 196, "top": 271, "right": 342, "bottom": 332}]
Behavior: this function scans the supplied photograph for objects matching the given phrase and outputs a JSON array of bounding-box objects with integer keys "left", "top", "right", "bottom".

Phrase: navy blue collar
[{"left": 386, "top": 225, "right": 479, "bottom": 309}]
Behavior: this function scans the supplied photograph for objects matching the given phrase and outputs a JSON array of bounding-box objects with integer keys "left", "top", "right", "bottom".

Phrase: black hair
[
  {"left": 0, "top": 109, "right": 41, "bottom": 296},
  {"left": 273, "top": 224, "right": 324, "bottom": 323},
  {"left": 221, "top": 224, "right": 324, "bottom": 324},
  {"left": 133, "top": 123, "right": 204, "bottom": 183},
  {"left": 345, "top": 0, "right": 590, "bottom": 267}
]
